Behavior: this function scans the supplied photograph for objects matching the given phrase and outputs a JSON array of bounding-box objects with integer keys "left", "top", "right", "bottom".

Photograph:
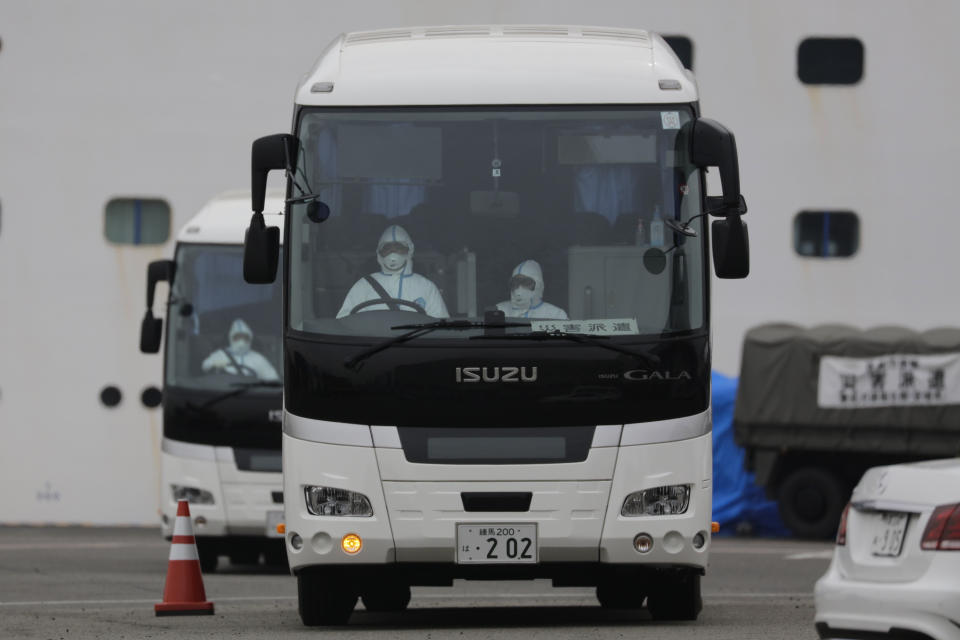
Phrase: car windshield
[
  {"left": 288, "top": 107, "right": 705, "bottom": 339},
  {"left": 165, "top": 244, "right": 283, "bottom": 389}
]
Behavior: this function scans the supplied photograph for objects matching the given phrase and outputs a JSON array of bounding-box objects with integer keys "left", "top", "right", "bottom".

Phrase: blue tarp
[{"left": 712, "top": 371, "right": 791, "bottom": 536}]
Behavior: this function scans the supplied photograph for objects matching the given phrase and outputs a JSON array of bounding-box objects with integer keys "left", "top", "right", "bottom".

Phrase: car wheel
[
  {"left": 777, "top": 466, "right": 848, "bottom": 539},
  {"left": 646, "top": 571, "right": 701, "bottom": 621},
  {"left": 298, "top": 569, "right": 358, "bottom": 626}
]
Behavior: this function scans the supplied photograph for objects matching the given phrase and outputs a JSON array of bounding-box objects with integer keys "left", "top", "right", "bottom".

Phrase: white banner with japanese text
[
  {"left": 817, "top": 353, "right": 960, "bottom": 408},
  {"left": 529, "top": 318, "right": 639, "bottom": 336}
]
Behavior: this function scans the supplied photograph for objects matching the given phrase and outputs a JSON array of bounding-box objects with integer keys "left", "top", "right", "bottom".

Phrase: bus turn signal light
[
  {"left": 341, "top": 533, "right": 363, "bottom": 555},
  {"left": 711, "top": 522, "right": 720, "bottom": 533},
  {"left": 276, "top": 523, "right": 286, "bottom": 535}
]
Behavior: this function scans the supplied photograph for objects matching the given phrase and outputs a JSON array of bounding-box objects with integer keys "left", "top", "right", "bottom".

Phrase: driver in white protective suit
[
  {"left": 496, "top": 260, "right": 568, "bottom": 320},
  {"left": 201, "top": 318, "right": 279, "bottom": 380},
  {"left": 336, "top": 224, "right": 449, "bottom": 318}
]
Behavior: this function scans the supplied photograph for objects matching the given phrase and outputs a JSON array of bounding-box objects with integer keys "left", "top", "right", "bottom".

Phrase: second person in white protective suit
[
  {"left": 496, "top": 260, "right": 568, "bottom": 320},
  {"left": 336, "top": 224, "right": 449, "bottom": 318},
  {"left": 201, "top": 318, "right": 279, "bottom": 381}
]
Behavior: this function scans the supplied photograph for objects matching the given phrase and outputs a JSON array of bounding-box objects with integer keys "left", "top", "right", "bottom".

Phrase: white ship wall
[{"left": 1, "top": 0, "right": 957, "bottom": 524}]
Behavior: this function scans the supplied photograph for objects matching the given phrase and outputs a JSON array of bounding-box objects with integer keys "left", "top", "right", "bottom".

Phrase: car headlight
[
  {"left": 171, "top": 485, "right": 215, "bottom": 505},
  {"left": 304, "top": 486, "right": 373, "bottom": 517},
  {"left": 621, "top": 484, "right": 690, "bottom": 516}
]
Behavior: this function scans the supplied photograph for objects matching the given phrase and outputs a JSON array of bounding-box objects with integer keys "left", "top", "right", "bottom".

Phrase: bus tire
[
  {"left": 263, "top": 541, "right": 287, "bottom": 567},
  {"left": 298, "top": 569, "right": 357, "bottom": 626},
  {"left": 596, "top": 581, "right": 645, "bottom": 609},
  {"left": 229, "top": 550, "right": 260, "bottom": 566},
  {"left": 361, "top": 582, "right": 411, "bottom": 612},
  {"left": 196, "top": 539, "right": 218, "bottom": 573},
  {"left": 777, "top": 466, "right": 847, "bottom": 539},
  {"left": 647, "top": 571, "right": 701, "bottom": 621}
]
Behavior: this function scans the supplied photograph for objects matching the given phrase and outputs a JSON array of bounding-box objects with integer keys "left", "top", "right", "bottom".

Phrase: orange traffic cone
[{"left": 155, "top": 500, "right": 215, "bottom": 616}]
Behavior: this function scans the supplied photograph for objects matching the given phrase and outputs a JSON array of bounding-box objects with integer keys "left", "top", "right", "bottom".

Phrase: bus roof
[
  {"left": 176, "top": 189, "right": 285, "bottom": 245},
  {"left": 297, "top": 25, "right": 696, "bottom": 107}
]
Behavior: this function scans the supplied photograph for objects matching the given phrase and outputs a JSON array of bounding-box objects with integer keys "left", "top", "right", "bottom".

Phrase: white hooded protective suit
[
  {"left": 201, "top": 318, "right": 279, "bottom": 381},
  {"left": 336, "top": 225, "right": 449, "bottom": 318},
  {"left": 497, "top": 260, "right": 568, "bottom": 320}
]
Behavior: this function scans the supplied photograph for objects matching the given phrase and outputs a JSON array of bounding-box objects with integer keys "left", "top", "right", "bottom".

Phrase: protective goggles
[
  {"left": 509, "top": 274, "right": 537, "bottom": 291},
  {"left": 378, "top": 241, "right": 410, "bottom": 257}
]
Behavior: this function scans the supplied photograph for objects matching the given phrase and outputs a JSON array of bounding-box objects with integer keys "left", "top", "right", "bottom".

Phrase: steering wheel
[{"left": 349, "top": 298, "right": 427, "bottom": 315}]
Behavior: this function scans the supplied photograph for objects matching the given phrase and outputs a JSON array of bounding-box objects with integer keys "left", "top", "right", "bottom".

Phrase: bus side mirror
[
  {"left": 141, "top": 259, "right": 174, "bottom": 353},
  {"left": 691, "top": 118, "right": 750, "bottom": 278},
  {"left": 712, "top": 215, "right": 749, "bottom": 278},
  {"left": 691, "top": 118, "right": 741, "bottom": 211},
  {"left": 244, "top": 212, "right": 280, "bottom": 284},
  {"left": 251, "top": 133, "right": 297, "bottom": 214}
]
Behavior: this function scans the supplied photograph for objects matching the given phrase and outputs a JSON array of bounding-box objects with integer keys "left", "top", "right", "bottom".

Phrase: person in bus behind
[
  {"left": 336, "top": 224, "right": 449, "bottom": 318},
  {"left": 201, "top": 318, "right": 279, "bottom": 380},
  {"left": 497, "top": 260, "right": 568, "bottom": 320}
]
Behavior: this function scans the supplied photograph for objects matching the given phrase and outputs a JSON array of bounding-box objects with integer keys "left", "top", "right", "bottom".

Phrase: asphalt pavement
[{"left": 0, "top": 526, "right": 831, "bottom": 639}]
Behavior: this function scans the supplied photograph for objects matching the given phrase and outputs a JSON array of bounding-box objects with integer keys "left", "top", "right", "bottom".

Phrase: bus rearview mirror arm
[
  {"left": 246, "top": 133, "right": 293, "bottom": 284},
  {"left": 141, "top": 259, "right": 174, "bottom": 354},
  {"left": 691, "top": 118, "right": 750, "bottom": 278},
  {"left": 691, "top": 118, "right": 741, "bottom": 212},
  {"left": 251, "top": 133, "right": 298, "bottom": 214}
]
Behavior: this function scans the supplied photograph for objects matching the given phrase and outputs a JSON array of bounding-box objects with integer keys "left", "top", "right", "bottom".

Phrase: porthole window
[
  {"left": 104, "top": 198, "right": 170, "bottom": 245},
  {"left": 794, "top": 211, "right": 859, "bottom": 258},
  {"left": 662, "top": 35, "right": 694, "bottom": 70},
  {"left": 798, "top": 37, "right": 864, "bottom": 85},
  {"left": 100, "top": 385, "right": 123, "bottom": 408},
  {"left": 141, "top": 386, "right": 163, "bottom": 409}
]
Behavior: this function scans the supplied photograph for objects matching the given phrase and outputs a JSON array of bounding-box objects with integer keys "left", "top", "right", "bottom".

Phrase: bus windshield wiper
[
  {"left": 471, "top": 330, "right": 659, "bottom": 367},
  {"left": 344, "top": 320, "right": 531, "bottom": 371},
  {"left": 186, "top": 380, "right": 282, "bottom": 413}
]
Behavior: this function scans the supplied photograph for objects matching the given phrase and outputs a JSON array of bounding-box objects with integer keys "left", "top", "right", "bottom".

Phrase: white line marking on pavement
[{"left": 785, "top": 551, "right": 835, "bottom": 560}]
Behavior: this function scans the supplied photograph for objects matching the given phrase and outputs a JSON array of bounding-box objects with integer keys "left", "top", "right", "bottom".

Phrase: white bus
[
  {"left": 140, "top": 191, "right": 286, "bottom": 570},
  {"left": 243, "top": 26, "right": 750, "bottom": 624}
]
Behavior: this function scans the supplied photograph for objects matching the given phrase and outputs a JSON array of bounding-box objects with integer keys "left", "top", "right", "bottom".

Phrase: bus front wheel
[
  {"left": 361, "top": 581, "right": 411, "bottom": 612},
  {"left": 298, "top": 568, "right": 358, "bottom": 626},
  {"left": 646, "top": 570, "right": 702, "bottom": 621}
]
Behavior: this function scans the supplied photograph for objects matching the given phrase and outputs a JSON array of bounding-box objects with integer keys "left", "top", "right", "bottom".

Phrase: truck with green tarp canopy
[{"left": 734, "top": 323, "right": 960, "bottom": 538}]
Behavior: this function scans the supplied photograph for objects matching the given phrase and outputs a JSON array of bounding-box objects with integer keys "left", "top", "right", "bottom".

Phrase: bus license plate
[
  {"left": 870, "top": 512, "right": 908, "bottom": 557},
  {"left": 456, "top": 524, "right": 537, "bottom": 564}
]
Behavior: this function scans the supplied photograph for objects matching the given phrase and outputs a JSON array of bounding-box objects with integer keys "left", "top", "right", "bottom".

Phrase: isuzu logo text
[{"left": 455, "top": 366, "right": 538, "bottom": 383}]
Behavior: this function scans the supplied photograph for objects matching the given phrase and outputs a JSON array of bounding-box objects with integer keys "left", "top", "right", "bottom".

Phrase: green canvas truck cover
[{"left": 733, "top": 323, "right": 960, "bottom": 455}]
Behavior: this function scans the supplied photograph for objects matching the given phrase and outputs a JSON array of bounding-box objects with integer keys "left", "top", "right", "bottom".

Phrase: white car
[{"left": 814, "top": 458, "right": 960, "bottom": 640}]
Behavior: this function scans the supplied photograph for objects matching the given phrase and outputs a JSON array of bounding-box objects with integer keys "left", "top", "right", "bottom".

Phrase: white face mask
[
  {"left": 230, "top": 337, "right": 251, "bottom": 355},
  {"left": 382, "top": 253, "right": 407, "bottom": 272},
  {"left": 511, "top": 287, "right": 535, "bottom": 309}
]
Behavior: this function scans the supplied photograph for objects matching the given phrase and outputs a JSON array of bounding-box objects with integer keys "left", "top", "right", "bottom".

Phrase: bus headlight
[
  {"left": 171, "top": 485, "right": 215, "bottom": 505},
  {"left": 621, "top": 485, "right": 690, "bottom": 516},
  {"left": 304, "top": 486, "right": 374, "bottom": 517}
]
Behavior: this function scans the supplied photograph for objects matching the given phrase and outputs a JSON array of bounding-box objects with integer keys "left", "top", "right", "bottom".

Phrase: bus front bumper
[{"left": 281, "top": 431, "right": 712, "bottom": 577}]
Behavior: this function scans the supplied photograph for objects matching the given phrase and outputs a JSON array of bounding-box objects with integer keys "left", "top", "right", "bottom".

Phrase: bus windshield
[
  {"left": 166, "top": 244, "right": 283, "bottom": 389},
  {"left": 289, "top": 107, "right": 705, "bottom": 340}
]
